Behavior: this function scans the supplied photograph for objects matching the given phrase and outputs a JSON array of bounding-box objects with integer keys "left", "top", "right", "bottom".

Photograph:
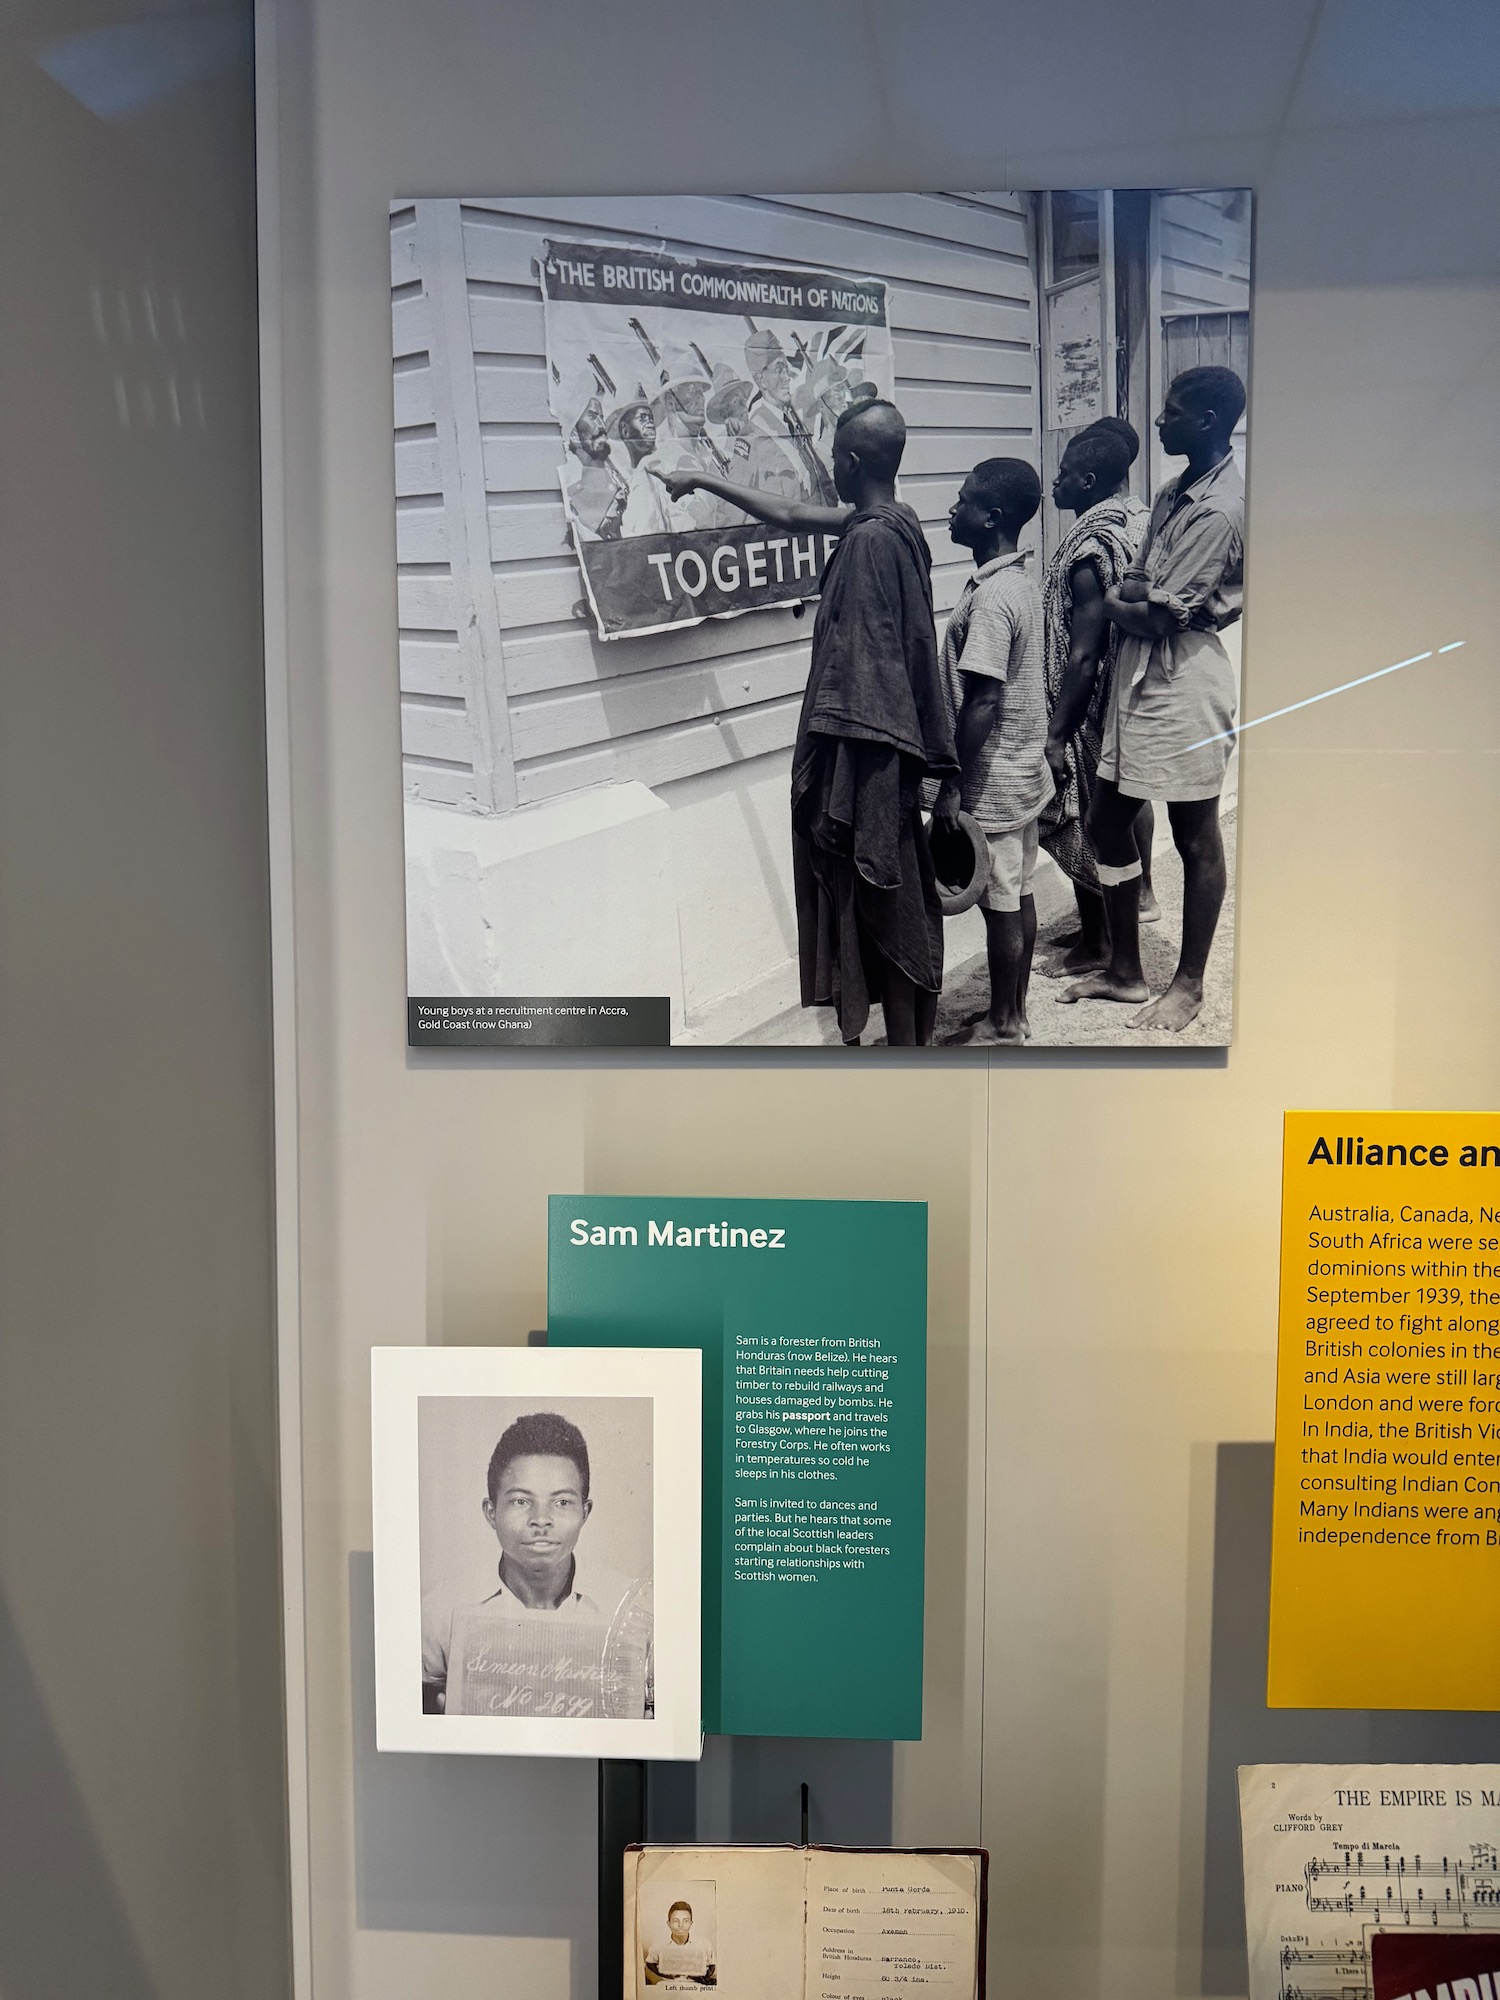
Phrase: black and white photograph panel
[
  {"left": 417, "top": 1394, "right": 654, "bottom": 1721},
  {"left": 396, "top": 191, "right": 1250, "bottom": 1051},
  {"left": 371, "top": 1344, "right": 702, "bottom": 1758}
]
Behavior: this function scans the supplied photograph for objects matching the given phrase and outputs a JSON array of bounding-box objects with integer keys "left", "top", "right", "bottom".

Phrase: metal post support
[{"left": 598, "top": 1758, "right": 647, "bottom": 2000}]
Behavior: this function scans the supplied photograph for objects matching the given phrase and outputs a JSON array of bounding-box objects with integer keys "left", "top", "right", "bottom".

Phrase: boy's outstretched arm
[{"left": 653, "top": 464, "right": 850, "bottom": 534}]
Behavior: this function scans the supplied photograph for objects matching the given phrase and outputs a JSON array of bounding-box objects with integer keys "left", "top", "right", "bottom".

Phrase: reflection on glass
[{"left": 1048, "top": 190, "right": 1100, "bottom": 282}]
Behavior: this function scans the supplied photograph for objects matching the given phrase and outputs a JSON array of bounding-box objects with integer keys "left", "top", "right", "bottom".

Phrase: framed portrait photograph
[{"left": 370, "top": 1343, "right": 702, "bottom": 1758}]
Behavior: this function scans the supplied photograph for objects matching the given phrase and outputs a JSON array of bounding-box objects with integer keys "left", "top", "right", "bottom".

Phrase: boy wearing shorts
[
  {"left": 1060, "top": 366, "right": 1245, "bottom": 1031},
  {"left": 934, "top": 458, "right": 1052, "bottom": 1044}
]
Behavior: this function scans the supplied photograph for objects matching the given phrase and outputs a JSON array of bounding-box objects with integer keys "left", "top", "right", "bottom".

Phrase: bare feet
[
  {"left": 961, "top": 1010, "right": 1025, "bottom": 1045},
  {"left": 1057, "top": 969, "right": 1150, "bottom": 1006},
  {"left": 1140, "top": 885, "right": 1163, "bottom": 925},
  {"left": 946, "top": 1016, "right": 1024, "bottom": 1047},
  {"left": 1060, "top": 940, "right": 1108, "bottom": 973},
  {"left": 983, "top": 1025, "right": 1026, "bottom": 1046},
  {"left": 1130, "top": 979, "right": 1203, "bottom": 1032}
]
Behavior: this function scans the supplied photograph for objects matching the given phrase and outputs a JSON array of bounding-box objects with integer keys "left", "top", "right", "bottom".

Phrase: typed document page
[{"left": 806, "top": 1850, "right": 981, "bottom": 2000}]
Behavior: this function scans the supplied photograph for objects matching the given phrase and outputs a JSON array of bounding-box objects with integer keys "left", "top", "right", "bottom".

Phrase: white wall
[{"left": 259, "top": 4, "right": 1500, "bottom": 1998}]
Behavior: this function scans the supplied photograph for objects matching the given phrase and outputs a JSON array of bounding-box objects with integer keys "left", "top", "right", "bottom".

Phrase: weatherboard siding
[{"left": 392, "top": 193, "right": 1041, "bottom": 812}]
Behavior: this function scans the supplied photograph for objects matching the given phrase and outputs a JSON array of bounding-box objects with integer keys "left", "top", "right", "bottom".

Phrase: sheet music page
[
  {"left": 626, "top": 1847, "right": 805, "bottom": 2000},
  {"left": 1238, "top": 1765, "right": 1500, "bottom": 2000},
  {"left": 804, "top": 1851, "right": 980, "bottom": 2000}
]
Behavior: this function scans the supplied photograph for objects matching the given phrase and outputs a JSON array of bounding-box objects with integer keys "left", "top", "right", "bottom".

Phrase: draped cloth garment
[
  {"left": 790, "top": 503, "right": 958, "bottom": 1043},
  {"left": 1037, "top": 494, "right": 1149, "bottom": 890}
]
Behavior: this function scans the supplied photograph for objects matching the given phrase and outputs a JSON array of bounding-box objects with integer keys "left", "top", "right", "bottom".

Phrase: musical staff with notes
[
  {"left": 1239, "top": 1766, "right": 1500, "bottom": 2000},
  {"left": 1305, "top": 1846, "right": 1500, "bottom": 1923}
]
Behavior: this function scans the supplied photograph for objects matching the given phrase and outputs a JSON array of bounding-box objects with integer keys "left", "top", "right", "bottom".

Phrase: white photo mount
[{"left": 371, "top": 1344, "right": 702, "bottom": 1758}]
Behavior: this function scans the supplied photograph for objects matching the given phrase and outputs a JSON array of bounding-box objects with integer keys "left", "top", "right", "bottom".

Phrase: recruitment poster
[
  {"left": 1267, "top": 1112, "right": 1500, "bottom": 1709},
  {"left": 546, "top": 1195, "right": 927, "bottom": 1739},
  {"left": 540, "top": 240, "right": 894, "bottom": 638}
]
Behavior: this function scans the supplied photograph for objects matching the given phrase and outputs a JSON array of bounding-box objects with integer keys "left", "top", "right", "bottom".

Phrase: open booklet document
[
  {"left": 624, "top": 1845, "right": 985, "bottom": 2000},
  {"left": 1238, "top": 1765, "right": 1500, "bottom": 2000}
]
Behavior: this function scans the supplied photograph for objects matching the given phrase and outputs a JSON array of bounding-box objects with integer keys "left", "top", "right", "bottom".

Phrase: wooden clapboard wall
[
  {"left": 1153, "top": 189, "right": 1252, "bottom": 473},
  {"left": 392, "top": 195, "right": 1039, "bottom": 815},
  {"left": 1158, "top": 188, "right": 1251, "bottom": 387},
  {"left": 1157, "top": 189, "right": 1251, "bottom": 316}
]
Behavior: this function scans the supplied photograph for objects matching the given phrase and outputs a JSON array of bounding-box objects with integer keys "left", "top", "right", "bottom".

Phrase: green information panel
[{"left": 547, "top": 1196, "right": 927, "bottom": 1739}]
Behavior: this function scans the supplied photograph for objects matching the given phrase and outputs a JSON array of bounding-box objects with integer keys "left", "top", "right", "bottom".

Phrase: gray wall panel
[{"left": 0, "top": 7, "right": 289, "bottom": 1997}]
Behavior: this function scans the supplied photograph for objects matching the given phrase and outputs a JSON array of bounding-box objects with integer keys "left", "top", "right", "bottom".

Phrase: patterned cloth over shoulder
[{"left": 1038, "top": 493, "right": 1149, "bottom": 890}]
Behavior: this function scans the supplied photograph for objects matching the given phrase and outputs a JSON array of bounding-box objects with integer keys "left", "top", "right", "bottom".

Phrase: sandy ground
[
  {"left": 737, "top": 808, "right": 1237, "bottom": 1050},
  {"left": 931, "top": 808, "right": 1237, "bottom": 1049}
]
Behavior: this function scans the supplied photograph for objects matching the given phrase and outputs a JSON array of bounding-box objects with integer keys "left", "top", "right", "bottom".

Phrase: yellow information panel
[{"left": 1268, "top": 1111, "right": 1500, "bottom": 1709}]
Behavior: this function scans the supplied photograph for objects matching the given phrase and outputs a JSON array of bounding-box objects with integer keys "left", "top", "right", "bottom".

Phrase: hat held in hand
[{"left": 927, "top": 810, "right": 990, "bottom": 917}]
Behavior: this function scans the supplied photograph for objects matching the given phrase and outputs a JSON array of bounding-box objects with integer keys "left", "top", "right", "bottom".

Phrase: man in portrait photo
[
  {"left": 644, "top": 1894, "right": 717, "bottom": 1987},
  {"left": 419, "top": 1407, "right": 652, "bottom": 1718}
]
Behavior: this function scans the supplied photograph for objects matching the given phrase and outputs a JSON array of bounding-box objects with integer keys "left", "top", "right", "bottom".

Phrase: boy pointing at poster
[{"left": 657, "top": 403, "right": 957, "bottom": 1045}]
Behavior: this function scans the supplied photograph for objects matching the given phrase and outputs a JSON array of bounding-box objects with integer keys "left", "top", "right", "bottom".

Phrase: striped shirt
[{"left": 940, "top": 550, "right": 1054, "bottom": 834}]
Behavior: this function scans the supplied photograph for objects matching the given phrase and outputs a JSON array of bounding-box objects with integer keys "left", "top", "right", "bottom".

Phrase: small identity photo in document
[
  {"left": 371, "top": 1343, "right": 702, "bottom": 1758},
  {"left": 640, "top": 1878, "right": 718, "bottom": 1991}
]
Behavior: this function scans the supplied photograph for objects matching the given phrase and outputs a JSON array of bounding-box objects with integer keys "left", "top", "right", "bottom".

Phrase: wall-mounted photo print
[
  {"left": 371, "top": 1345, "right": 702, "bottom": 1758},
  {"left": 396, "top": 191, "right": 1251, "bottom": 1052}
]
